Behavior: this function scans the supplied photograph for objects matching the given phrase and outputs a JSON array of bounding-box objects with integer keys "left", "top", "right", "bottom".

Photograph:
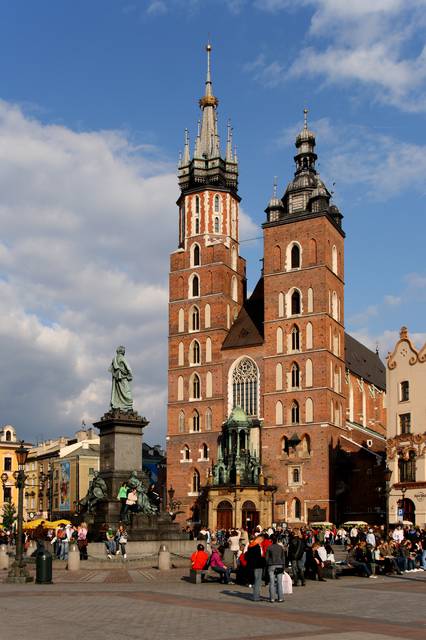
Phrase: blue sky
[{"left": 0, "top": 0, "right": 425, "bottom": 443}]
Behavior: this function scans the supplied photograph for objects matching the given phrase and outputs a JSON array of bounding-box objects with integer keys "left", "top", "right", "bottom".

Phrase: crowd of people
[{"left": 190, "top": 523, "right": 426, "bottom": 602}]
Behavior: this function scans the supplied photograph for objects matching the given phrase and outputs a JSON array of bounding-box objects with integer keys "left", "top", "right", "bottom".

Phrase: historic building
[
  {"left": 0, "top": 425, "right": 31, "bottom": 518},
  {"left": 386, "top": 327, "right": 426, "bottom": 527},
  {"left": 167, "top": 46, "right": 386, "bottom": 531}
]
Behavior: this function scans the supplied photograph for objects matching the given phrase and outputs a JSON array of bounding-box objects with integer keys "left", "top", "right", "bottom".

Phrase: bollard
[
  {"left": 36, "top": 546, "right": 52, "bottom": 584},
  {"left": 26, "top": 540, "right": 37, "bottom": 558},
  {"left": 0, "top": 545, "right": 9, "bottom": 571},
  {"left": 67, "top": 543, "right": 80, "bottom": 571},
  {"left": 158, "top": 543, "right": 171, "bottom": 571}
]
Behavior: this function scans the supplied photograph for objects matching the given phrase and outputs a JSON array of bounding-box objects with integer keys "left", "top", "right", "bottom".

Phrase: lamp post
[
  {"left": 383, "top": 466, "right": 392, "bottom": 540},
  {"left": 6, "top": 441, "right": 33, "bottom": 583}
]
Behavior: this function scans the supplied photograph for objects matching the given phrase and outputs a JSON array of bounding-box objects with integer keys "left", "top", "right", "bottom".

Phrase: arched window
[
  {"left": 291, "top": 244, "right": 301, "bottom": 269},
  {"left": 192, "top": 469, "right": 200, "bottom": 493},
  {"left": 231, "top": 357, "right": 259, "bottom": 417},
  {"left": 231, "top": 202, "right": 237, "bottom": 238},
  {"left": 206, "top": 371, "right": 213, "bottom": 398},
  {"left": 306, "top": 322, "right": 313, "bottom": 349},
  {"left": 276, "top": 401, "right": 283, "bottom": 425},
  {"left": 291, "top": 325, "right": 300, "bottom": 351},
  {"left": 201, "top": 443, "right": 209, "bottom": 460},
  {"left": 333, "top": 332, "right": 339, "bottom": 356},
  {"left": 335, "top": 401, "right": 340, "bottom": 426},
  {"left": 190, "top": 274, "right": 200, "bottom": 298},
  {"left": 310, "top": 238, "right": 317, "bottom": 264},
  {"left": 292, "top": 468, "right": 300, "bottom": 484},
  {"left": 178, "top": 411, "right": 185, "bottom": 433},
  {"left": 349, "top": 381, "right": 354, "bottom": 422},
  {"left": 226, "top": 304, "right": 231, "bottom": 329},
  {"left": 305, "top": 359, "right": 313, "bottom": 387},
  {"left": 291, "top": 290, "right": 301, "bottom": 315},
  {"left": 5, "top": 430, "right": 11, "bottom": 442},
  {"left": 305, "top": 398, "right": 314, "bottom": 423},
  {"left": 205, "top": 408, "right": 212, "bottom": 431},
  {"left": 192, "top": 243, "right": 200, "bottom": 267},
  {"left": 190, "top": 305, "right": 200, "bottom": 331},
  {"left": 214, "top": 194, "right": 220, "bottom": 213},
  {"left": 178, "top": 308, "right": 184, "bottom": 333},
  {"left": 334, "top": 366, "right": 340, "bottom": 393},
  {"left": 212, "top": 216, "right": 219, "bottom": 234},
  {"left": 307, "top": 287, "right": 313, "bottom": 313},
  {"left": 332, "top": 291, "right": 338, "bottom": 320},
  {"left": 231, "top": 276, "right": 238, "bottom": 302},
  {"left": 178, "top": 342, "right": 184, "bottom": 366},
  {"left": 273, "top": 245, "right": 282, "bottom": 272},
  {"left": 231, "top": 246, "right": 237, "bottom": 271},
  {"left": 191, "top": 373, "right": 201, "bottom": 400},
  {"left": 205, "top": 337, "right": 212, "bottom": 362},
  {"left": 195, "top": 195, "right": 200, "bottom": 214},
  {"left": 192, "top": 410, "right": 200, "bottom": 432},
  {"left": 291, "top": 401, "right": 300, "bottom": 424},
  {"left": 177, "top": 276, "right": 184, "bottom": 299},
  {"left": 278, "top": 292, "right": 284, "bottom": 318},
  {"left": 301, "top": 433, "right": 311, "bottom": 454},
  {"left": 293, "top": 498, "right": 302, "bottom": 520},
  {"left": 205, "top": 304, "right": 211, "bottom": 328},
  {"left": 276, "top": 327, "right": 283, "bottom": 353},
  {"left": 177, "top": 376, "right": 184, "bottom": 401},
  {"left": 275, "top": 363, "right": 283, "bottom": 391},
  {"left": 194, "top": 214, "right": 200, "bottom": 235},
  {"left": 182, "top": 445, "right": 190, "bottom": 461},
  {"left": 332, "top": 245, "right": 338, "bottom": 274},
  {"left": 191, "top": 340, "right": 201, "bottom": 365},
  {"left": 291, "top": 363, "right": 300, "bottom": 389},
  {"left": 399, "top": 451, "right": 416, "bottom": 483}
]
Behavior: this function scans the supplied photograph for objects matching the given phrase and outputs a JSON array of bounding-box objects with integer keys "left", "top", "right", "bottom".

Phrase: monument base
[{"left": 91, "top": 502, "right": 183, "bottom": 541}]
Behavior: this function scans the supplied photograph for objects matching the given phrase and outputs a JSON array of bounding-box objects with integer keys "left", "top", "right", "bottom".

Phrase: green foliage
[{"left": 1, "top": 501, "right": 17, "bottom": 529}]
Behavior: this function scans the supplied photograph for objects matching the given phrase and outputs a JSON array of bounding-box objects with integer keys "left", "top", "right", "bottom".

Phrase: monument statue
[
  {"left": 109, "top": 345, "right": 133, "bottom": 411},
  {"left": 80, "top": 471, "right": 108, "bottom": 513},
  {"left": 127, "top": 471, "right": 158, "bottom": 516}
]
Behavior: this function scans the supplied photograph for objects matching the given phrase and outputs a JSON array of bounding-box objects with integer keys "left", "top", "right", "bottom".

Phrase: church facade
[{"left": 167, "top": 46, "right": 387, "bottom": 531}]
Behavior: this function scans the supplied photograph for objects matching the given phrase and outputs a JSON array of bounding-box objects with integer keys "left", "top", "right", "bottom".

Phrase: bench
[{"left": 189, "top": 568, "right": 207, "bottom": 584}]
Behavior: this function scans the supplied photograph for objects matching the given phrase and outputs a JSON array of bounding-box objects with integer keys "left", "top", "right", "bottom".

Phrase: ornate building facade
[
  {"left": 167, "top": 46, "right": 386, "bottom": 530},
  {"left": 387, "top": 327, "right": 426, "bottom": 527}
]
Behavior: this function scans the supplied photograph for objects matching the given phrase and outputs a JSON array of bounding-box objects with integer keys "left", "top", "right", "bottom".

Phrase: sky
[{"left": 0, "top": 0, "right": 425, "bottom": 445}]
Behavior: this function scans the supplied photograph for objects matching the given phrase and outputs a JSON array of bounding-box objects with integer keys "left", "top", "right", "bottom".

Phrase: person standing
[
  {"left": 289, "top": 529, "right": 306, "bottom": 586},
  {"left": 245, "top": 535, "right": 265, "bottom": 602},
  {"left": 116, "top": 525, "right": 128, "bottom": 559},
  {"left": 77, "top": 522, "right": 89, "bottom": 560},
  {"left": 117, "top": 482, "right": 129, "bottom": 521},
  {"left": 265, "top": 534, "right": 285, "bottom": 603},
  {"left": 228, "top": 530, "right": 241, "bottom": 568}
]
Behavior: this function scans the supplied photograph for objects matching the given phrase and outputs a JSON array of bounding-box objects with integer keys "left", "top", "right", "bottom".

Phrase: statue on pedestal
[
  {"left": 127, "top": 471, "right": 158, "bottom": 516},
  {"left": 80, "top": 471, "right": 108, "bottom": 513},
  {"left": 109, "top": 346, "right": 133, "bottom": 411}
]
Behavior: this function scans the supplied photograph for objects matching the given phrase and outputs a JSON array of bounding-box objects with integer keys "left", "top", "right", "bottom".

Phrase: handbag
[
  {"left": 274, "top": 567, "right": 284, "bottom": 575},
  {"left": 282, "top": 571, "right": 293, "bottom": 595}
]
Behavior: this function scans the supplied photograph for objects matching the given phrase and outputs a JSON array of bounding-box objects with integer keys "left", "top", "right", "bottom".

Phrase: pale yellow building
[
  {"left": 386, "top": 327, "right": 426, "bottom": 527},
  {"left": 0, "top": 425, "right": 33, "bottom": 521}
]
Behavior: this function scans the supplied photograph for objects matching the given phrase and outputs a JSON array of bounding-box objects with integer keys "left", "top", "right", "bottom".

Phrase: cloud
[
  {"left": 249, "top": 0, "right": 426, "bottom": 111},
  {"left": 384, "top": 295, "right": 402, "bottom": 307},
  {"left": 146, "top": 0, "right": 168, "bottom": 15},
  {"left": 347, "top": 305, "right": 378, "bottom": 327},
  {"left": 405, "top": 272, "right": 426, "bottom": 288},
  {"left": 350, "top": 328, "right": 426, "bottom": 357}
]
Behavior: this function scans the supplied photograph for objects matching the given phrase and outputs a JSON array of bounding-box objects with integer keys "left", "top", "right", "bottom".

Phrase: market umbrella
[{"left": 342, "top": 521, "right": 369, "bottom": 526}]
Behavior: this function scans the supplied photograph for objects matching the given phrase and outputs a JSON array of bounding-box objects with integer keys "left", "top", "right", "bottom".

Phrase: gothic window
[
  {"left": 191, "top": 340, "right": 200, "bottom": 365},
  {"left": 214, "top": 216, "right": 220, "bottom": 233},
  {"left": 190, "top": 274, "right": 200, "bottom": 298},
  {"left": 305, "top": 359, "right": 313, "bottom": 387},
  {"left": 178, "top": 411, "right": 185, "bottom": 433},
  {"left": 177, "top": 376, "right": 184, "bottom": 401},
  {"left": 399, "top": 413, "right": 411, "bottom": 434},
  {"left": 301, "top": 433, "right": 311, "bottom": 454},
  {"left": 400, "top": 381, "right": 409, "bottom": 402},
  {"left": 194, "top": 214, "right": 200, "bottom": 235},
  {"left": 305, "top": 398, "right": 314, "bottom": 423},
  {"left": 177, "top": 276, "right": 184, "bottom": 299},
  {"left": 291, "top": 325, "right": 300, "bottom": 351},
  {"left": 192, "top": 243, "right": 200, "bottom": 267},
  {"left": 291, "top": 244, "right": 301, "bottom": 269},
  {"left": 291, "top": 363, "right": 300, "bottom": 389},
  {"left": 291, "top": 401, "right": 300, "bottom": 424},
  {"left": 306, "top": 322, "right": 313, "bottom": 349},
  {"left": 349, "top": 382, "right": 354, "bottom": 422},
  {"left": 191, "top": 373, "right": 201, "bottom": 400},
  {"left": 231, "top": 276, "right": 238, "bottom": 302},
  {"left": 333, "top": 332, "right": 339, "bottom": 356},
  {"left": 231, "top": 246, "right": 237, "bottom": 271},
  {"left": 201, "top": 443, "right": 209, "bottom": 460},
  {"left": 310, "top": 238, "right": 317, "bottom": 264},
  {"left": 205, "top": 408, "right": 212, "bottom": 431},
  {"left": 399, "top": 451, "right": 416, "bottom": 483},
  {"left": 275, "top": 363, "right": 283, "bottom": 391},
  {"left": 190, "top": 305, "right": 200, "bottom": 331},
  {"left": 179, "top": 205, "right": 185, "bottom": 246},
  {"left": 226, "top": 304, "right": 231, "bottom": 329},
  {"left": 291, "top": 290, "right": 301, "bottom": 315},
  {"left": 214, "top": 194, "right": 220, "bottom": 213},
  {"left": 206, "top": 371, "right": 213, "bottom": 398},
  {"left": 231, "top": 357, "right": 259, "bottom": 417},
  {"left": 293, "top": 498, "right": 302, "bottom": 520},
  {"left": 192, "top": 469, "right": 201, "bottom": 493},
  {"left": 307, "top": 287, "right": 313, "bottom": 313},
  {"left": 276, "top": 327, "right": 283, "bottom": 353},
  {"left": 275, "top": 400, "right": 283, "bottom": 425},
  {"left": 204, "top": 304, "right": 211, "bottom": 328},
  {"left": 205, "top": 337, "right": 212, "bottom": 362},
  {"left": 178, "top": 308, "right": 184, "bottom": 332},
  {"left": 278, "top": 292, "right": 284, "bottom": 318},
  {"left": 334, "top": 366, "right": 340, "bottom": 393},
  {"left": 231, "top": 202, "right": 237, "bottom": 238},
  {"left": 192, "top": 410, "right": 200, "bottom": 432},
  {"left": 292, "top": 468, "right": 300, "bottom": 484},
  {"left": 273, "top": 245, "right": 282, "bottom": 272},
  {"left": 332, "top": 245, "right": 338, "bottom": 274},
  {"left": 331, "top": 291, "right": 338, "bottom": 320},
  {"left": 178, "top": 342, "right": 184, "bottom": 366},
  {"left": 195, "top": 195, "right": 200, "bottom": 214},
  {"left": 182, "top": 445, "right": 190, "bottom": 461}
]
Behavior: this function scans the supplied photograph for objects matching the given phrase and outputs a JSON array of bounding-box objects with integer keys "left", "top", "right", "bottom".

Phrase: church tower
[
  {"left": 167, "top": 45, "right": 246, "bottom": 519},
  {"left": 261, "top": 111, "right": 346, "bottom": 524}
]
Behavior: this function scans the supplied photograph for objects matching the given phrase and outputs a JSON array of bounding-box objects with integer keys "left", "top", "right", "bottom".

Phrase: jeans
[
  {"left": 351, "top": 560, "right": 371, "bottom": 577},
  {"left": 268, "top": 566, "right": 284, "bottom": 601},
  {"left": 60, "top": 540, "right": 69, "bottom": 560},
  {"left": 420, "top": 550, "right": 426, "bottom": 569},
  {"left": 252, "top": 567, "right": 263, "bottom": 601},
  {"left": 291, "top": 557, "right": 305, "bottom": 585},
  {"left": 119, "top": 543, "right": 126, "bottom": 556},
  {"left": 211, "top": 566, "right": 231, "bottom": 583},
  {"left": 105, "top": 540, "right": 116, "bottom": 554}
]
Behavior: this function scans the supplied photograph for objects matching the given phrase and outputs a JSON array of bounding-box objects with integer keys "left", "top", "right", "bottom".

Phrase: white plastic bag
[{"left": 282, "top": 571, "right": 293, "bottom": 595}]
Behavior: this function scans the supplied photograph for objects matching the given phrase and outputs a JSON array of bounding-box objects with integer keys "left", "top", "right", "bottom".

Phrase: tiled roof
[{"left": 345, "top": 333, "right": 386, "bottom": 390}]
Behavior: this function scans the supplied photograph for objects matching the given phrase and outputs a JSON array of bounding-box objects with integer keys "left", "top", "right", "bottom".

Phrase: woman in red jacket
[{"left": 191, "top": 543, "right": 209, "bottom": 570}]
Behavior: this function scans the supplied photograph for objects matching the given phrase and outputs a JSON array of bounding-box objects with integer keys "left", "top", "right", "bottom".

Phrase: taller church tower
[{"left": 167, "top": 45, "right": 246, "bottom": 517}]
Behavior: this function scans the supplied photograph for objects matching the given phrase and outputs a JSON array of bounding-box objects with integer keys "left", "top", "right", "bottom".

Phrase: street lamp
[
  {"left": 383, "top": 466, "right": 392, "bottom": 540},
  {"left": 6, "top": 441, "right": 33, "bottom": 583}
]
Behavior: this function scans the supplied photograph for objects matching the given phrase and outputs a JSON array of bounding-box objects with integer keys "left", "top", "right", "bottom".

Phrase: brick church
[{"left": 167, "top": 45, "right": 387, "bottom": 531}]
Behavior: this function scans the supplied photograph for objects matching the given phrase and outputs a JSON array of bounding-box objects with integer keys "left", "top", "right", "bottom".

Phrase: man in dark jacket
[
  {"left": 265, "top": 534, "right": 286, "bottom": 602},
  {"left": 289, "top": 529, "right": 306, "bottom": 586}
]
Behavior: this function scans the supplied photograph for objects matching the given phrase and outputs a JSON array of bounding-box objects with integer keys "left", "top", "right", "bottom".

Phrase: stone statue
[
  {"left": 109, "top": 346, "right": 133, "bottom": 411},
  {"left": 80, "top": 471, "right": 108, "bottom": 513},
  {"left": 127, "top": 471, "right": 158, "bottom": 516}
]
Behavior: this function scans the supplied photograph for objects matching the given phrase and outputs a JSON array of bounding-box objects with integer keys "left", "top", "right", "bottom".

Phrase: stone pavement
[{"left": 0, "top": 568, "right": 425, "bottom": 640}]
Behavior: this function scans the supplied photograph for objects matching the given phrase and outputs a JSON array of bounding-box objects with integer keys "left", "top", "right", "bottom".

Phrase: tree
[{"left": 2, "top": 502, "right": 17, "bottom": 529}]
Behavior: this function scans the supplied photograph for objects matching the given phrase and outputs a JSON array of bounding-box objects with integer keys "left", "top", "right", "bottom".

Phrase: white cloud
[
  {"left": 405, "top": 272, "right": 426, "bottom": 288},
  {"left": 347, "top": 305, "right": 378, "bottom": 327},
  {"left": 249, "top": 0, "right": 426, "bottom": 111},
  {"left": 384, "top": 295, "right": 402, "bottom": 307},
  {"left": 350, "top": 328, "right": 426, "bottom": 356}
]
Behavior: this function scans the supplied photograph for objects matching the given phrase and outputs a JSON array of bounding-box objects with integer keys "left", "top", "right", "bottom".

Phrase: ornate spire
[
  {"left": 199, "top": 42, "right": 220, "bottom": 159},
  {"left": 295, "top": 106, "right": 317, "bottom": 174},
  {"left": 182, "top": 128, "right": 190, "bottom": 165}
]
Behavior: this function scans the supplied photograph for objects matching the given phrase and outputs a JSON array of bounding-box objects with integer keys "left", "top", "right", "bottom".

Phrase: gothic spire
[{"left": 199, "top": 42, "right": 220, "bottom": 159}]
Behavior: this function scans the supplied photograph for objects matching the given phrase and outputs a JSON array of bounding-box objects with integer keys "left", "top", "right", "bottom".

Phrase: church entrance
[
  {"left": 242, "top": 500, "right": 259, "bottom": 534},
  {"left": 216, "top": 500, "right": 233, "bottom": 530}
]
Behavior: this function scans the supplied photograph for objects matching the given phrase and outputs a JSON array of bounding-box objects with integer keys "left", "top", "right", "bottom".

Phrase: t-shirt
[{"left": 191, "top": 550, "right": 209, "bottom": 570}]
